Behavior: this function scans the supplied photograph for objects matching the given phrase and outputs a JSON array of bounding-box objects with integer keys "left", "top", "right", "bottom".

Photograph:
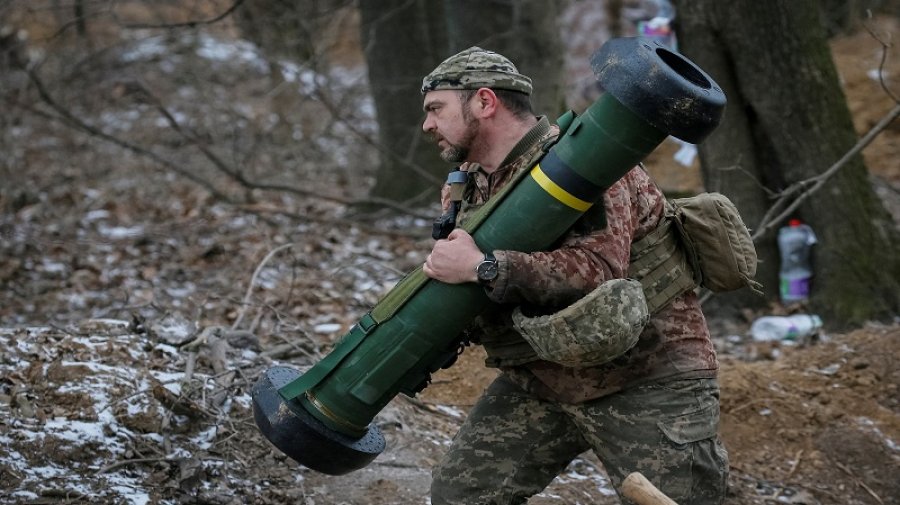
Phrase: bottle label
[
  {"left": 784, "top": 324, "right": 799, "bottom": 340},
  {"left": 780, "top": 276, "right": 810, "bottom": 302}
]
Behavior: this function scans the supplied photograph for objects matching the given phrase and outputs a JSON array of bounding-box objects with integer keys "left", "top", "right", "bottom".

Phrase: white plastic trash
[{"left": 750, "top": 314, "right": 823, "bottom": 342}]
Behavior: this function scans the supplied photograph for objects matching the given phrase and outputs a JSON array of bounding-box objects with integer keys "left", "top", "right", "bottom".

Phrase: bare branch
[
  {"left": 750, "top": 23, "right": 900, "bottom": 239},
  {"left": 310, "top": 78, "right": 443, "bottom": 187},
  {"left": 18, "top": 63, "right": 237, "bottom": 203},
  {"left": 15, "top": 67, "right": 436, "bottom": 220},
  {"left": 124, "top": 80, "right": 439, "bottom": 215},
  {"left": 120, "top": 0, "right": 247, "bottom": 30},
  {"left": 752, "top": 103, "right": 900, "bottom": 240},
  {"left": 863, "top": 11, "right": 899, "bottom": 103}
]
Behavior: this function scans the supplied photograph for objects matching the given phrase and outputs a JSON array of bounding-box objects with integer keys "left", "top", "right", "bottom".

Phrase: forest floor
[{"left": 1, "top": 8, "right": 899, "bottom": 505}]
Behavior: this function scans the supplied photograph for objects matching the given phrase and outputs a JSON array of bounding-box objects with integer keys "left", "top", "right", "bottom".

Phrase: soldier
[{"left": 420, "top": 46, "right": 728, "bottom": 504}]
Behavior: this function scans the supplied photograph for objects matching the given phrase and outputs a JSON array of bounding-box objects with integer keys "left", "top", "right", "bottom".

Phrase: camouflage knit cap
[{"left": 421, "top": 46, "right": 533, "bottom": 95}]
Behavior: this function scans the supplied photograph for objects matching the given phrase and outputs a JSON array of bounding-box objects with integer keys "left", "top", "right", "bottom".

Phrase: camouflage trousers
[{"left": 431, "top": 374, "right": 728, "bottom": 505}]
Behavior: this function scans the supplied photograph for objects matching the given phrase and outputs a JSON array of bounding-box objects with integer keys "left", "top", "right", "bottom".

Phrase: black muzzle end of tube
[{"left": 251, "top": 366, "right": 385, "bottom": 475}]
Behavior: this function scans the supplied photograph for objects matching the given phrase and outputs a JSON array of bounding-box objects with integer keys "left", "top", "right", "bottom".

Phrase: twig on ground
[
  {"left": 786, "top": 449, "right": 803, "bottom": 478},
  {"left": 95, "top": 457, "right": 170, "bottom": 475},
  {"left": 232, "top": 243, "right": 295, "bottom": 331},
  {"left": 261, "top": 340, "right": 320, "bottom": 361},
  {"left": 835, "top": 460, "right": 884, "bottom": 505},
  {"left": 207, "top": 332, "right": 236, "bottom": 408},
  {"left": 150, "top": 377, "right": 207, "bottom": 420},
  {"left": 374, "top": 460, "right": 420, "bottom": 469},
  {"left": 400, "top": 395, "right": 464, "bottom": 422}
]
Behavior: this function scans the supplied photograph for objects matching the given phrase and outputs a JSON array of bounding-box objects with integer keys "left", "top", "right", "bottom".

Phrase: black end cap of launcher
[
  {"left": 251, "top": 366, "right": 385, "bottom": 475},
  {"left": 591, "top": 37, "right": 727, "bottom": 144}
]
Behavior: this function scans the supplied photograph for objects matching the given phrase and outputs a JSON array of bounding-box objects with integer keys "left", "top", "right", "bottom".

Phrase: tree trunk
[
  {"left": 818, "top": 0, "right": 860, "bottom": 36},
  {"left": 442, "top": 0, "right": 566, "bottom": 118},
  {"left": 358, "top": 0, "right": 449, "bottom": 207},
  {"left": 673, "top": 0, "right": 900, "bottom": 327}
]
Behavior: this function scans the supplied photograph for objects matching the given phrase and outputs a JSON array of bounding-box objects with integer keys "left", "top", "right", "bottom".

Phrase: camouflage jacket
[{"left": 457, "top": 117, "right": 718, "bottom": 404}]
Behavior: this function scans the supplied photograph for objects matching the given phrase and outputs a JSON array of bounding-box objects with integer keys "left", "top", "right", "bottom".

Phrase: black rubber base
[
  {"left": 591, "top": 37, "right": 726, "bottom": 144},
  {"left": 251, "top": 366, "right": 385, "bottom": 475}
]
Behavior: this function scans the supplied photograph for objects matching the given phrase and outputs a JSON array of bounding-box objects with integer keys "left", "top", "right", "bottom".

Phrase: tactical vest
[{"left": 460, "top": 139, "right": 698, "bottom": 368}]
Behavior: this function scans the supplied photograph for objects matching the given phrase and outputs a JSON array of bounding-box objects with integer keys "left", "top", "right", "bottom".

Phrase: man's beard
[{"left": 436, "top": 116, "right": 479, "bottom": 163}]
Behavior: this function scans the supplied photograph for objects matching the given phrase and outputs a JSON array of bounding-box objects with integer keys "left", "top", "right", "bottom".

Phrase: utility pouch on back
[
  {"left": 667, "top": 192, "right": 762, "bottom": 294},
  {"left": 628, "top": 192, "right": 762, "bottom": 313}
]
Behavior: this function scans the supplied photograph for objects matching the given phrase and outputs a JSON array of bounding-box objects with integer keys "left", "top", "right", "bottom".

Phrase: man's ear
[{"left": 474, "top": 88, "right": 498, "bottom": 118}]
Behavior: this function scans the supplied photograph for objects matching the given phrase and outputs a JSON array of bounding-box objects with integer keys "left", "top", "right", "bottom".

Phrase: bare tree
[
  {"left": 358, "top": 0, "right": 448, "bottom": 208},
  {"left": 355, "top": 0, "right": 570, "bottom": 208},
  {"left": 674, "top": 0, "right": 900, "bottom": 327}
]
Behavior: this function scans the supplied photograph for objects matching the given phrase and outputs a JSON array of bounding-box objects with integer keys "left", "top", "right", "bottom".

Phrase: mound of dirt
[{"left": 718, "top": 325, "right": 900, "bottom": 504}]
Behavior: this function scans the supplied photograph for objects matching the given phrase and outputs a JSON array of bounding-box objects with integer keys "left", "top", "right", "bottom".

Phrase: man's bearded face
[{"left": 432, "top": 98, "right": 479, "bottom": 163}]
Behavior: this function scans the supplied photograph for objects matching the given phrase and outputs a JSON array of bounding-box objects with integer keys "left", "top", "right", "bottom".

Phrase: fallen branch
[
  {"left": 260, "top": 341, "right": 319, "bottom": 361},
  {"left": 150, "top": 377, "right": 207, "bottom": 420},
  {"left": 95, "top": 456, "right": 169, "bottom": 475},
  {"left": 238, "top": 203, "right": 433, "bottom": 235}
]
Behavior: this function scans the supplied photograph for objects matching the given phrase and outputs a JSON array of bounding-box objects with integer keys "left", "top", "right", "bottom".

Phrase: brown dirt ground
[{"left": 422, "top": 324, "right": 900, "bottom": 505}]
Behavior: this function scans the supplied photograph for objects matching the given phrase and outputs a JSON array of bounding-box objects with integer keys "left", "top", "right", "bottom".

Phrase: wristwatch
[{"left": 475, "top": 252, "right": 499, "bottom": 285}]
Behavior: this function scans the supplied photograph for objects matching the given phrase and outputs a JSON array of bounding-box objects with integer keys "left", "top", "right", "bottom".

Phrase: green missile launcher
[{"left": 252, "top": 37, "right": 727, "bottom": 475}]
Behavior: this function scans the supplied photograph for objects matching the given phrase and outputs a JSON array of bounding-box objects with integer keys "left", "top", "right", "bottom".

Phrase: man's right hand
[{"left": 423, "top": 229, "right": 483, "bottom": 284}]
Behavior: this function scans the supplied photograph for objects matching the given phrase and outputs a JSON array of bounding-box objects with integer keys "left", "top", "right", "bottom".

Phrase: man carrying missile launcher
[{"left": 420, "top": 46, "right": 728, "bottom": 505}]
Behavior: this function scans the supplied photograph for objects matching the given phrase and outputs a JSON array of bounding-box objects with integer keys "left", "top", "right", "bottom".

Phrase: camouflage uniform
[{"left": 423, "top": 47, "right": 728, "bottom": 505}]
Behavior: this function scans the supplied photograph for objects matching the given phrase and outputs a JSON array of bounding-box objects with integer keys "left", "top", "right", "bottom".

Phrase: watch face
[{"left": 477, "top": 259, "right": 499, "bottom": 282}]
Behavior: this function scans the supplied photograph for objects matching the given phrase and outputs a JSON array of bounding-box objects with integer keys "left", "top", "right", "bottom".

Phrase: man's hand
[{"left": 423, "top": 229, "right": 483, "bottom": 284}]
